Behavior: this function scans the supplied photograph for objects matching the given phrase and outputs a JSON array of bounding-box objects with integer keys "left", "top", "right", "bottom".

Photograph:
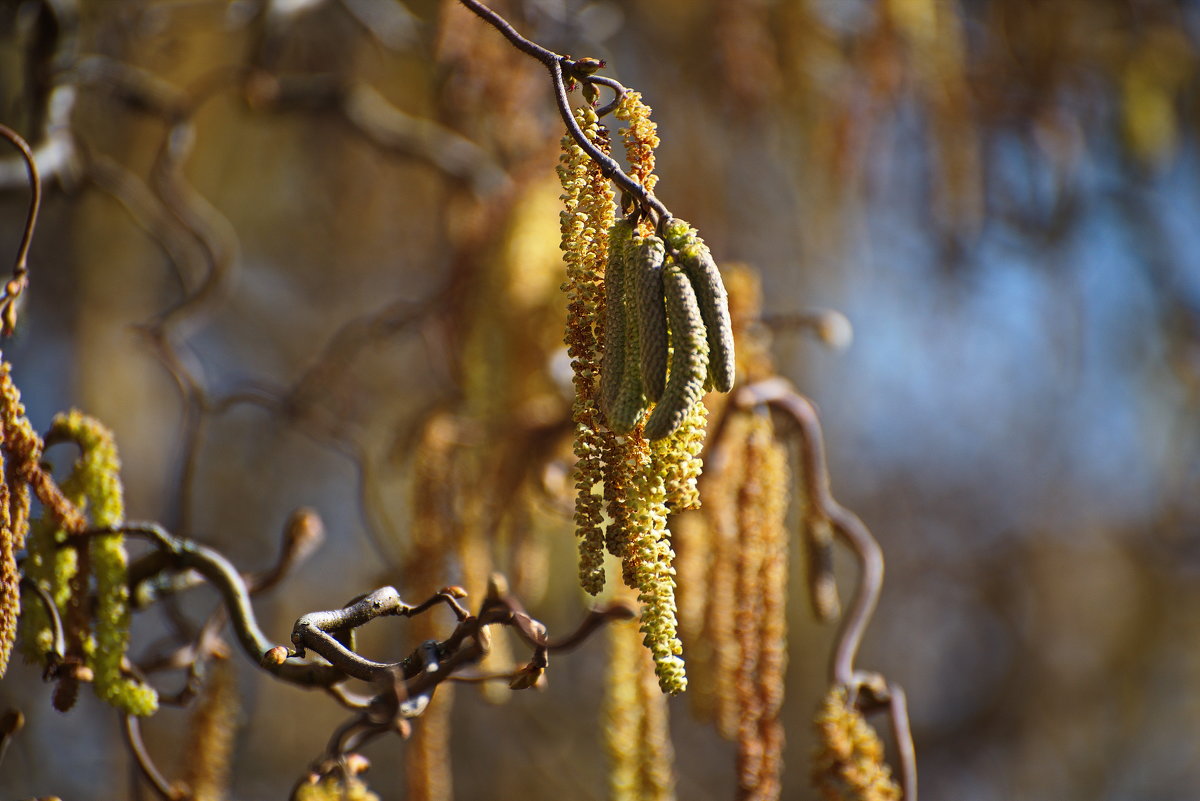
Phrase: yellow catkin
[
  {"left": 49, "top": 411, "right": 157, "bottom": 716},
  {"left": 182, "top": 657, "right": 239, "bottom": 801},
  {"left": 601, "top": 431, "right": 635, "bottom": 560},
  {"left": 627, "top": 444, "right": 686, "bottom": 694},
  {"left": 615, "top": 92, "right": 660, "bottom": 200},
  {"left": 559, "top": 106, "right": 616, "bottom": 595},
  {"left": 0, "top": 359, "right": 45, "bottom": 673},
  {"left": 658, "top": 400, "right": 707, "bottom": 512},
  {"left": 812, "top": 687, "right": 902, "bottom": 801},
  {"left": 296, "top": 777, "right": 380, "bottom": 801},
  {"left": 0, "top": 360, "right": 82, "bottom": 533},
  {"left": 605, "top": 618, "right": 677, "bottom": 801}
]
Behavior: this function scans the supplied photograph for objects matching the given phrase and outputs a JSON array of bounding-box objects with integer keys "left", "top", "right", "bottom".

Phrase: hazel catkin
[
  {"left": 643, "top": 262, "right": 710, "bottom": 441},
  {"left": 663, "top": 219, "right": 736, "bottom": 393}
]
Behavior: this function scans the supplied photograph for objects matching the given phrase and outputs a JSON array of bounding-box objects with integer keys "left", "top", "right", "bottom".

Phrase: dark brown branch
[
  {"left": 90, "top": 523, "right": 345, "bottom": 688},
  {"left": 456, "top": 0, "right": 669, "bottom": 223}
]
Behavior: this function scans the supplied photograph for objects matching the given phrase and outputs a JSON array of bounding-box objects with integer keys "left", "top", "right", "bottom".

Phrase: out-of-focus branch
[
  {"left": 0, "top": 125, "right": 40, "bottom": 335},
  {"left": 0, "top": 708, "right": 23, "bottom": 770},
  {"left": 124, "top": 713, "right": 183, "bottom": 800},
  {"left": 734, "top": 376, "right": 917, "bottom": 800}
]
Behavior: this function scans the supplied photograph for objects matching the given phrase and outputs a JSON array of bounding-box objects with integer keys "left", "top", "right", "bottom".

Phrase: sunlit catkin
[
  {"left": 812, "top": 687, "right": 902, "bottom": 801},
  {"left": 643, "top": 262, "right": 710, "bottom": 441},
  {"left": 627, "top": 445, "right": 687, "bottom": 694},
  {"left": 558, "top": 106, "right": 616, "bottom": 594},
  {"left": 615, "top": 91, "right": 660, "bottom": 198},
  {"left": 632, "top": 235, "right": 669, "bottom": 403},
  {"left": 0, "top": 358, "right": 45, "bottom": 674},
  {"left": 663, "top": 219, "right": 736, "bottom": 394},
  {"left": 657, "top": 400, "right": 707, "bottom": 512},
  {"left": 49, "top": 411, "right": 157, "bottom": 716}
]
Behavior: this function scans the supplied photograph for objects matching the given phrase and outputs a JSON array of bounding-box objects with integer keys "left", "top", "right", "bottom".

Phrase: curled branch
[{"left": 735, "top": 376, "right": 917, "bottom": 799}]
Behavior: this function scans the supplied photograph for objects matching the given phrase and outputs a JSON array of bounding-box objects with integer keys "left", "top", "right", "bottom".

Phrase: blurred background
[{"left": 0, "top": 0, "right": 1198, "bottom": 799}]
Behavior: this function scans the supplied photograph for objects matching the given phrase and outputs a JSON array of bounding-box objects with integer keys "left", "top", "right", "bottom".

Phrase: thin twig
[
  {"left": 0, "top": 124, "right": 41, "bottom": 335},
  {"left": 124, "top": 713, "right": 182, "bottom": 800},
  {"left": 456, "top": 0, "right": 669, "bottom": 223}
]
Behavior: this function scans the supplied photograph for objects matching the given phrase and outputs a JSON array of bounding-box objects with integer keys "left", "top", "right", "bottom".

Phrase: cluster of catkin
[
  {"left": 17, "top": 402, "right": 158, "bottom": 715},
  {"left": 559, "top": 94, "right": 735, "bottom": 694},
  {"left": 599, "top": 217, "right": 735, "bottom": 440},
  {"left": 812, "top": 687, "right": 902, "bottom": 801}
]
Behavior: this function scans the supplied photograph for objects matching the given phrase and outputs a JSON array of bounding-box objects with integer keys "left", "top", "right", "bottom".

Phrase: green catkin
[
  {"left": 600, "top": 220, "right": 634, "bottom": 422},
  {"left": 644, "top": 263, "right": 711, "bottom": 440},
  {"left": 663, "top": 219, "right": 736, "bottom": 393},
  {"left": 633, "top": 236, "right": 669, "bottom": 403},
  {"left": 20, "top": 514, "right": 76, "bottom": 662},
  {"left": 609, "top": 234, "right": 650, "bottom": 434},
  {"left": 49, "top": 411, "right": 158, "bottom": 716}
]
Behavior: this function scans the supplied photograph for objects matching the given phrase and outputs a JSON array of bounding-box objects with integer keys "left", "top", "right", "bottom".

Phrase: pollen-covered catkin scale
[
  {"left": 657, "top": 399, "right": 707, "bottom": 511},
  {"left": 615, "top": 91, "right": 660, "bottom": 196},
  {"left": 559, "top": 106, "right": 615, "bottom": 594},
  {"left": 664, "top": 219, "right": 736, "bottom": 393},
  {"left": 600, "top": 220, "right": 634, "bottom": 421},
  {"left": 633, "top": 235, "right": 669, "bottom": 403},
  {"left": 644, "top": 262, "right": 710, "bottom": 440},
  {"left": 628, "top": 444, "right": 687, "bottom": 694}
]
